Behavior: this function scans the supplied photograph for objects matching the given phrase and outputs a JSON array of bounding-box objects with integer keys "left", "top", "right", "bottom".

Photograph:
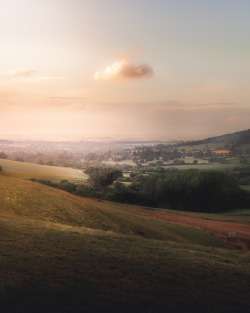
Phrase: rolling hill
[
  {"left": 0, "top": 158, "right": 87, "bottom": 182},
  {"left": 183, "top": 129, "right": 250, "bottom": 147},
  {"left": 1, "top": 174, "right": 250, "bottom": 312},
  {"left": 0, "top": 174, "right": 230, "bottom": 246}
]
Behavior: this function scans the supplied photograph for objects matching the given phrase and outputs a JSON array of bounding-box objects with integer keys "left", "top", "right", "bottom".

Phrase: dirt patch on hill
[{"left": 136, "top": 208, "right": 250, "bottom": 249}]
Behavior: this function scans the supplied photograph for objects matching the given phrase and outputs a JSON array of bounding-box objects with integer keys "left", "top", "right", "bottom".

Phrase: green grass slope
[
  {"left": 0, "top": 174, "right": 250, "bottom": 313},
  {"left": 0, "top": 174, "right": 229, "bottom": 246},
  {"left": 0, "top": 158, "right": 87, "bottom": 182}
]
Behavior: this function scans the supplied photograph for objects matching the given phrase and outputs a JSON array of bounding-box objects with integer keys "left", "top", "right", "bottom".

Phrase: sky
[{"left": 0, "top": 0, "right": 250, "bottom": 140}]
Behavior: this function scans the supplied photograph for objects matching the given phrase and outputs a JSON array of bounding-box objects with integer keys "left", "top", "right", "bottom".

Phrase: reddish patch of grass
[{"left": 134, "top": 208, "right": 250, "bottom": 249}]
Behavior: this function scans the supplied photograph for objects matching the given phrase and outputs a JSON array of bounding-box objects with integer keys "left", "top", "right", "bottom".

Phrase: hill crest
[{"left": 182, "top": 129, "right": 250, "bottom": 146}]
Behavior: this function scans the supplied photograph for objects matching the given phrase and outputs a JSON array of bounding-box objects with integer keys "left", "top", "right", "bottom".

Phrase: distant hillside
[
  {"left": 0, "top": 139, "right": 12, "bottom": 144},
  {"left": 184, "top": 129, "right": 250, "bottom": 147}
]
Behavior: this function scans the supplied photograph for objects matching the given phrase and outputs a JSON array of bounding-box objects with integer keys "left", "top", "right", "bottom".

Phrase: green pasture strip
[
  {"left": 163, "top": 162, "right": 249, "bottom": 171},
  {"left": 240, "top": 185, "right": 250, "bottom": 191},
  {"left": 161, "top": 208, "right": 250, "bottom": 223}
]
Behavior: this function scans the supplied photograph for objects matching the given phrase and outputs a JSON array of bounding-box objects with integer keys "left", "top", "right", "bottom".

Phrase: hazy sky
[{"left": 0, "top": 0, "right": 249, "bottom": 140}]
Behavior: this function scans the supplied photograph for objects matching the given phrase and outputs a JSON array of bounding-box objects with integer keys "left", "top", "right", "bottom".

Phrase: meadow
[
  {"left": 241, "top": 185, "right": 250, "bottom": 191},
  {"left": 168, "top": 208, "right": 250, "bottom": 223},
  {"left": 0, "top": 159, "right": 87, "bottom": 183},
  {"left": 1, "top": 174, "right": 250, "bottom": 312},
  {"left": 163, "top": 160, "right": 249, "bottom": 171}
]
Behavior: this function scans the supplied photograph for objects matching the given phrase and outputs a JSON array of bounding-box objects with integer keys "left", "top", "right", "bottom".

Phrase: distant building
[{"left": 213, "top": 149, "right": 231, "bottom": 155}]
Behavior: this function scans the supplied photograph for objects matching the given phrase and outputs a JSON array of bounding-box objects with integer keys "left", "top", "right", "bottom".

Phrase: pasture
[
  {"left": 0, "top": 174, "right": 250, "bottom": 312},
  {"left": 0, "top": 158, "right": 87, "bottom": 183},
  {"left": 165, "top": 161, "right": 249, "bottom": 171},
  {"left": 240, "top": 185, "right": 250, "bottom": 191},
  {"left": 170, "top": 208, "right": 250, "bottom": 223}
]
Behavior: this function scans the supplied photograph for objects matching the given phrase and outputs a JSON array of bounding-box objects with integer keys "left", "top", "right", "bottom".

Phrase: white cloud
[
  {"left": 2, "top": 68, "right": 35, "bottom": 77},
  {"left": 94, "top": 59, "right": 153, "bottom": 81}
]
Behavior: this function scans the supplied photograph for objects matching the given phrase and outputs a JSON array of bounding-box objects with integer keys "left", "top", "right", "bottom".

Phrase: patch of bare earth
[{"left": 136, "top": 208, "right": 250, "bottom": 249}]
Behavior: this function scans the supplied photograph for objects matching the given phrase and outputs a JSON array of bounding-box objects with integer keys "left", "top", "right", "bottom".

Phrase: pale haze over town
[{"left": 0, "top": 0, "right": 249, "bottom": 140}]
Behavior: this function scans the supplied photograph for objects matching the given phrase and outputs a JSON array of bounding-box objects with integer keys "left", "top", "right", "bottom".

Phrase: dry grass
[
  {"left": 1, "top": 174, "right": 250, "bottom": 313},
  {"left": 0, "top": 159, "right": 87, "bottom": 182}
]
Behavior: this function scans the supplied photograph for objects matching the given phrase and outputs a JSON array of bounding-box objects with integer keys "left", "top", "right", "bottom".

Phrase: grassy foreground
[{"left": 0, "top": 175, "right": 250, "bottom": 313}]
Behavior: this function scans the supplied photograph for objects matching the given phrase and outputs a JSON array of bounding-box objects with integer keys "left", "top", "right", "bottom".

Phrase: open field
[
  {"left": 168, "top": 208, "right": 250, "bottom": 223},
  {"left": 164, "top": 162, "right": 250, "bottom": 171},
  {"left": 102, "top": 160, "right": 136, "bottom": 166},
  {"left": 0, "top": 159, "right": 87, "bottom": 183},
  {"left": 135, "top": 208, "right": 250, "bottom": 249},
  {"left": 1, "top": 174, "right": 250, "bottom": 312},
  {"left": 105, "top": 156, "right": 249, "bottom": 171},
  {"left": 241, "top": 185, "right": 250, "bottom": 191}
]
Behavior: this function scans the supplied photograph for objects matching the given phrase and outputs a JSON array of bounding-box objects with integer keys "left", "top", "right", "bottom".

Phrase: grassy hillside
[
  {"left": 0, "top": 174, "right": 250, "bottom": 313},
  {"left": 184, "top": 129, "right": 250, "bottom": 147},
  {"left": 0, "top": 158, "right": 87, "bottom": 182},
  {"left": 0, "top": 174, "right": 230, "bottom": 246}
]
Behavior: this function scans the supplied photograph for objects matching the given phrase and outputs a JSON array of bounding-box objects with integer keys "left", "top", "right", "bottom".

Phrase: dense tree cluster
[
  {"left": 30, "top": 168, "right": 246, "bottom": 213},
  {"left": 228, "top": 167, "right": 250, "bottom": 185},
  {"left": 138, "top": 170, "right": 242, "bottom": 211},
  {"left": 85, "top": 166, "right": 122, "bottom": 186}
]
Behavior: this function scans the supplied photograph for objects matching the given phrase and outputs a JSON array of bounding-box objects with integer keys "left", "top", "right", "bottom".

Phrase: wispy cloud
[
  {"left": 47, "top": 96, "right": 86, "bottom": 109},
  {"left": 32, "top": 76, "right": 67, "bottom": 81},
  {"left": 2, "top": 68, "right": 35, "bottom": 78},
  {"left": 94, "top": 59, "right": 153, "bottom": 81}
]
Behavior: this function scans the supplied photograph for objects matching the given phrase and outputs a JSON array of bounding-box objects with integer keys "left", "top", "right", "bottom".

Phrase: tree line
[{"left": 30, "top": 166, "right": 248, "bottom": 213}]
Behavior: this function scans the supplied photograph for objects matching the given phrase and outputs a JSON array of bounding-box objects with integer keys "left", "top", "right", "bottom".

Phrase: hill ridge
[{"left": 181, "top": 129, "right": 250, "bottom": 146}]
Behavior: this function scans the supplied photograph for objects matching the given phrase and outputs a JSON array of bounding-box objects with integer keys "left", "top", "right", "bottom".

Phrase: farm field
[
  {"left": 135, "top": 208, "right": 250, "bottom": 249},
  {"left": 102, "top": 157, "right": 249, "bottom": 171},
  {"left": 168, "top": 208, "right": 250, "bottom": 223},
  {"left": 102, "top": 159, "right": 136, "bottom": 166},
  {"left": 0, "top": 158, "right": 87, "bottom": 183},
  {"left": 0, "top": 174, "right": 250, "bottom": 312},
  {"left": 164, "top": 162, "right": 249, "bottom": 171}
]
